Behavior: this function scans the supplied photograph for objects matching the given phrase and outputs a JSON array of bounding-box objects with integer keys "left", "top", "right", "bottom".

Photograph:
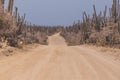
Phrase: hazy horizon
[{"left": 5, "top": 0, "right": 112, "bottom": 26}]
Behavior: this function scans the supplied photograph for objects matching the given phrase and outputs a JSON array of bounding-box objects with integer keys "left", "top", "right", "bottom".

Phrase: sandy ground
[{"left": 0, "top": 33, "right": 120, "bottom": 80}]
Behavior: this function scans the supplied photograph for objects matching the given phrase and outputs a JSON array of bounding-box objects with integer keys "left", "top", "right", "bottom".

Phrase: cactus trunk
[
  {"left": 0, "top": 0, "right": 4, "bottom": 14},
  {"left": 8, "top": 0, "right": 14, "bottom": 15},
  {"left": 112, "top": 0, "right": 119, "bottom": 23}
]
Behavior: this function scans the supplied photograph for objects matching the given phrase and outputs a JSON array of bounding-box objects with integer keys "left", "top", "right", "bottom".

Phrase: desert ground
[{"left": 0, "top": 33, "right": 120, "bottom": 80}]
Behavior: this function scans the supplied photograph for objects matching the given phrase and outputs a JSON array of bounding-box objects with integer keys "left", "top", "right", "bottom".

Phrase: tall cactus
[
  {"left": 118, "top": 22, "right": 120, "bottom": 34},
  {"left": 93, "top": 5, "right": 101, "bottom": 31},
  {"left": 0, "top": 0, "right": 2, "bottom": 11},
  {"left": 1, "top": 0, "right": 4, "bottom": 6},
  {"left": 8, "top": 0, "right": 14, "bottom": 15},
  {"left": 112, "top": 0, "right": 119, "bottom": 23},
  {"left": 1, "top": 0, "right": 4, "bottom": 9},
  {"left": 0, "top": 0, "right": 4, "bottom": 14},
  {"left": 14, "top": 7, "right": 18, "bottom": 23}
]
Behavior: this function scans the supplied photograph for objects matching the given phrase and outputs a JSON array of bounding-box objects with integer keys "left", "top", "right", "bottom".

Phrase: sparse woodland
[
  {"left": 60, "top": 0, "right": 120, "bottom": 48},
  {"left": 0, "top": 0, "right": 120, "bottom": 49},
  {"left": 0, "top": 0, "right": 62, "bottom": 48}
]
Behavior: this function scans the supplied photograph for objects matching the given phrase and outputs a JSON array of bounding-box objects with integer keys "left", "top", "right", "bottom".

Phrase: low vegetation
[{"left": 0, "top": 0, "right": 120, "bottom": 49}]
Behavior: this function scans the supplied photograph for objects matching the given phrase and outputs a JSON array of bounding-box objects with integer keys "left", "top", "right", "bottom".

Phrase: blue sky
[{"left": 5, "top": 0, "right": 112, "bottom": 26}]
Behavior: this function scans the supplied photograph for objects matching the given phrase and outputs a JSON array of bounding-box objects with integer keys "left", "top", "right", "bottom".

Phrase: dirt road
[{"left": 0, "top": 33, "right": 120, "bottom": 80}]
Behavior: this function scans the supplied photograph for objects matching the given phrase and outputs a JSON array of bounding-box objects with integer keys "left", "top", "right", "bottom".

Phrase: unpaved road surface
[{"left": 0, "top": 33, "right": 120, "bottom": 80}]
